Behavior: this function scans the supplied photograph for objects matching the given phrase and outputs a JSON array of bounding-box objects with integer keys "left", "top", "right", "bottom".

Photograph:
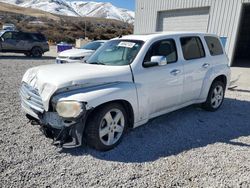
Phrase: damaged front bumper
[
  {"left": 20, "top": 83, "right": 88, "bottom": 148},
  {"left": 26, "top": 113, "right": 87, "bottom": 148}
]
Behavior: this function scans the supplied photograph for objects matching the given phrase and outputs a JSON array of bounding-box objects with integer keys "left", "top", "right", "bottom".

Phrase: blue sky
[{"left": 67, "top": 0, "right": 135, "bottom": 11}]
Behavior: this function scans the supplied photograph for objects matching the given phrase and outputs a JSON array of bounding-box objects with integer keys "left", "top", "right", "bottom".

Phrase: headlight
[
  {"left": 56, "top": 101, "right": 85, "bottom": 118},
  {"left": 69, "top": 56, "right": 85, "bottom": 60}
]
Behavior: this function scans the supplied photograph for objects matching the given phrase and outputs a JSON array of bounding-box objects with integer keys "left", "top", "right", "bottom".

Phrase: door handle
[
  {"left": 170, "top": 69, "right": 181, "bottom": 76},
  {"left": 202, "top": 63, "right": 210, "bottom": 68}
]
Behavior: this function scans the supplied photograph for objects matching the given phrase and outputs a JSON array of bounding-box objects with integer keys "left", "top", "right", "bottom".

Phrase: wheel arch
[
  {"left": 85, "top": 99, "right": 135, "bottom": 129},
  {"left": 200, "top": 73, "right": 228, "bottom": 101},
  {"left": 211, "top": 75, "right": 227, "bottom": 87},
  {"left": 201, "top": 74, "right": 227, "bottom": 112},
  {"left": 31, "top": 45, "right": 43, "bottom": 52}
]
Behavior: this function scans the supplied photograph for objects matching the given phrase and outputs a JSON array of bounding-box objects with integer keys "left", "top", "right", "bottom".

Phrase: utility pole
[{"left": 85, "top": 19, "right": 87, "bottom": 39}]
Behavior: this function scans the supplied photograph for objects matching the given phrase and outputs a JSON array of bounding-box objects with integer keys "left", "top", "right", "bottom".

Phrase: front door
[
  {"left": 1, "top": 31, "right": 18, "bottom": 52},
  {"left": 134, "top": 38, "right": 184, "bottom": 119}
]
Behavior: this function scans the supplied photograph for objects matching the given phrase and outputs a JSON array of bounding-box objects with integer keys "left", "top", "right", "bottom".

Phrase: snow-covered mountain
[{"left": 0, "top": 0, "right": 135, "bottom": 23}]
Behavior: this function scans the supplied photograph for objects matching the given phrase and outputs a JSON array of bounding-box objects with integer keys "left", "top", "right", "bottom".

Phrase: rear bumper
[
  {"left": 226, "top": 66, "right": 231, "bottom": 89},
  {"left": 42, "top": 44, "right": 50, "bottom": 53},
  {"left": 43, "top": 49, "right": 49, "bottom": 53}
]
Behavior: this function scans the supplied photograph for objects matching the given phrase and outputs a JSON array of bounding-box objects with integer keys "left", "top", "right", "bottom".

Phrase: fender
[
  {"left": 199, "top": 64, "right": 231, "bottom": 101},
  {"left": 53, "top": 82, "right": 139, "bottom": 123}
]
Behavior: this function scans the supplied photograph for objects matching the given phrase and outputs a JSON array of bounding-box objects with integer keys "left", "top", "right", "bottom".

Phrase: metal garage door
[{"left": 157, "top": 7, "right": 210, "bottom": 32}]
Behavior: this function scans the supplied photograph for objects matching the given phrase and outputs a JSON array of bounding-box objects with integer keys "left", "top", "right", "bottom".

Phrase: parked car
[
  {"left": 20, "top": 32, "right": 231, "bottom": 151},
  {"left": 56, "top": 40, "right": 106, "bottom": 64},
  {"left": 0, "top": 30, "right": 49, "bottom": 57},
  {"left": 2, "top": 23, "right": 16, "bottom": 31}
]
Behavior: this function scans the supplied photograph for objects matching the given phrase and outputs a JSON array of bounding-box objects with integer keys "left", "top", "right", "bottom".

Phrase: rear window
[
  {"left": 205, "top": 36, "right": 224, "bottom": 56},
  {"left": 180, "top": 37, "right": 205, "bottom": 60}
]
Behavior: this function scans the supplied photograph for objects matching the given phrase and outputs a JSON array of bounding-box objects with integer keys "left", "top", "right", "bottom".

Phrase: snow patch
[{"left": 0, "top": 0, "right": 135, "bottom": 23}]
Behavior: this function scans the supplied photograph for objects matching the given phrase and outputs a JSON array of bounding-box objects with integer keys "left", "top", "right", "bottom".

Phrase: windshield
[
  {"left": 81, "top": 41, "right": 104, "bottom": 50},
  {"left": 87, "top": 40, "right": 144, "bottom": 66}
]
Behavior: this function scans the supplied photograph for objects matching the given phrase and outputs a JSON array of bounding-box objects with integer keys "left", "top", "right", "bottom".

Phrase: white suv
[{"left": 20, "top": 32, "right": 231, "bottom": 151}]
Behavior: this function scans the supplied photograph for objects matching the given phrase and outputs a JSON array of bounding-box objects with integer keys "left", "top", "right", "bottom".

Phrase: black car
[{"left": 0, "top": 30, "right": 49, "bottom": 57}]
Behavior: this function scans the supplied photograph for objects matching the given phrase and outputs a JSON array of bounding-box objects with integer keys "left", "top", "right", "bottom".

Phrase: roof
[
  {"left": 94, "top": 40, "right": 108, "bottom": 43},
  {"left": 119, "top": 31, "right": 213, "bottom": 42}
]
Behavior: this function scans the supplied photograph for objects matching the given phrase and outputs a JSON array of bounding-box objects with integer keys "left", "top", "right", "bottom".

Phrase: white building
[{"left": 134, "top": 0, "right": 250, "bottom": 66}]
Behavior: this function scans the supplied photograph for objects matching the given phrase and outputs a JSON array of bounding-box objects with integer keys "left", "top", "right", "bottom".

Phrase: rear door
[
  {"left": 180, "top": 36, "right": 210, "bottom": 103},
  {"left": 17, "top": 32, "right": 31, "bottom": 51}
]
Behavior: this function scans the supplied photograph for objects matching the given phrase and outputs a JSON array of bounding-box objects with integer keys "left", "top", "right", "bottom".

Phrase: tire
[
  {"left": 202, "top": 81, "right": 226, "bottom": 112},
  {"left": 31, "top": 47, "right": 43, "bottom": 58},
  {"left": 84, "top": 103, "right": 128, "bottom": 151}
]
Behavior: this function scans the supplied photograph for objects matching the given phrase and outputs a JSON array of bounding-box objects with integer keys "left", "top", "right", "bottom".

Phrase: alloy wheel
[
  {"left": 99, "top": 109, "right": 125, "bottom": 146},
  {"left": 211, "top": 85, "right": 224, "bottom": 108}
]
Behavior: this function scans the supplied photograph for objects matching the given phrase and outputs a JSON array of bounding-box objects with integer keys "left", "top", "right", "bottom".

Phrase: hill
[
  {"left": 0, "top": 2, "right": 133, "bottom": 43},
  {"left": 0, "top": 0, "right": 134, "bottom": 23}
]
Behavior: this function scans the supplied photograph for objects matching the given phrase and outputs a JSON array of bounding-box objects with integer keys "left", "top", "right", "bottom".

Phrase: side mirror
[
  {"left": 143, "top": 56, "right": 167, "bottom": 68},
  {"left": 151, "top": 56, "right": 167, "bottom": 66}
]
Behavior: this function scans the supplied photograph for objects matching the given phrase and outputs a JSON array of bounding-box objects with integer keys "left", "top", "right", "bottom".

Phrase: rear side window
[
  {"left": 18, "top": 32, "right": 31, "bottom": 41},
  {"left": 205, "top": 36, "right": 224, "bottom": 56},
  {"left": 144, "top": 39, "right": 178, "bottom": 64},
  {"left": 31, "top": 33, "right": 46, "bottom": 42},
  {"left": 180, "top": 37, "right": 205, "bottom": 60}
]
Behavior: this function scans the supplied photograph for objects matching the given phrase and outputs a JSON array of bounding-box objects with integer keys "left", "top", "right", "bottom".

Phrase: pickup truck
[{"left": 20, "top": 32, "right": 231, "bottom": 151}]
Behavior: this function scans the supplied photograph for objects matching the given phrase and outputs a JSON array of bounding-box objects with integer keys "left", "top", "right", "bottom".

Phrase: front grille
[
  {"left": 20, "top": 83, "right": 44, "bottom": 113},
  {"left": 58, "top": 56, "right": 68, "bottom": 59}
]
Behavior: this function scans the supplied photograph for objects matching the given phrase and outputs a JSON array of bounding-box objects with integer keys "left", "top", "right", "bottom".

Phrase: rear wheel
[
  {"left": 202, "top": 81, "right": 225, "bottom": 112},
  {"left": 31, "top": 47, "right": 43, "bottom": 58},
  {"left": 84, "top": 103, "right": 128, "bottom": 151}
]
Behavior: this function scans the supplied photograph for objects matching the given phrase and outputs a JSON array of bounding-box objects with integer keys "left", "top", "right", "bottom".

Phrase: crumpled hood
[
  {"left": 58, "top": 48, "right": 94, "bottom": 57},
  {"left": 22, "top": 63, "right": 132, "bottom": 110}
]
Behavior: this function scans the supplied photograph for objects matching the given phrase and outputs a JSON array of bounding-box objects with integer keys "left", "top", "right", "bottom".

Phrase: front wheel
[
  {"left": 202, "top": 81, "right": 225, "bottom": 112},
  {"left": 84, "top": 103, "right": 128, "bottom": 151}
]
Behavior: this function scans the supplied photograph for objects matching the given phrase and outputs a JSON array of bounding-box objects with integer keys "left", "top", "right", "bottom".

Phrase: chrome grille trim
[{"left": 20, "top": 83, "right": 44, "bottom": 113}]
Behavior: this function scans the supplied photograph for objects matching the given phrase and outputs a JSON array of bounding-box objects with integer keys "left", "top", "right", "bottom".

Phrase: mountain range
[{"left": 0, "top": 0, "right": 135, "bottom": 23}]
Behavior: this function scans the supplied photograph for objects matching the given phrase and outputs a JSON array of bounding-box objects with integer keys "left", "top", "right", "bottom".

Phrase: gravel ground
[{"left": 0, "top": 54, "right": 250, "bottom": 188}]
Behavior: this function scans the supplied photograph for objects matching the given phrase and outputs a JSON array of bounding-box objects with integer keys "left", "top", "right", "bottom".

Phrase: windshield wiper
[{"left": 89, "top": 62, "right": 105, "bottom": 65}]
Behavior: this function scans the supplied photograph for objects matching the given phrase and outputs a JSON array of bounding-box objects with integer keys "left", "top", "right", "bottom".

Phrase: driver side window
[{"left": 144, "top": 39, "right": 178, "bottom": 64}]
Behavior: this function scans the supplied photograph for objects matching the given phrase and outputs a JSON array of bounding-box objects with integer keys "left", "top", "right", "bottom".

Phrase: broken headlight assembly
[{"left": 56, "top": 101, "right": 85, "bottom": 118}]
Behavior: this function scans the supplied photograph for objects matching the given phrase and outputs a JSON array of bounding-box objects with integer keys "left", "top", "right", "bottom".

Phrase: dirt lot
[{"left": 0, "top": 52, "right": 250, "bottom": 187}]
